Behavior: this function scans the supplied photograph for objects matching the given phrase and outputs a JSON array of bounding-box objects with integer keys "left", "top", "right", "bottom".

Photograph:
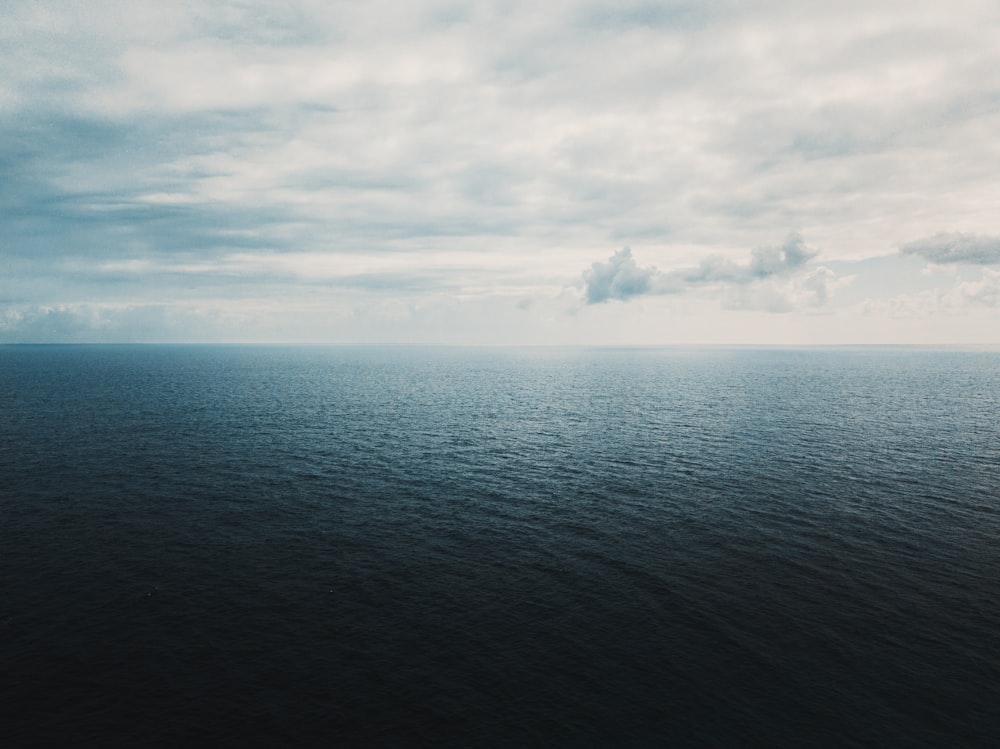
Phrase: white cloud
[
  {"left": 858, "top": 267, "right": 1000, "bottom": 319},
  {"left": 956, "top": 268, "right": 1000, "bottom": 307},
  {"left": 720, "top": 266, "right": 852, "bottom": 314}
]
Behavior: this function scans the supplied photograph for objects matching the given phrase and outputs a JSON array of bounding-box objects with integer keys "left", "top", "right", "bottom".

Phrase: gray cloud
[
  {"left": 900, "top": 232, "right": 1000, "bottom": 265},
  {"left": 582, "top": 234, "right": 822, "bottom": 305},
  {"left": 583, "top": 247, "right": 657, "bottom": 303},
  {"left": 748, "top": 233, "right": 817, "bottom": 278},
  {"left": 682, "top": 233, "right": 818, "bottom": 285}
]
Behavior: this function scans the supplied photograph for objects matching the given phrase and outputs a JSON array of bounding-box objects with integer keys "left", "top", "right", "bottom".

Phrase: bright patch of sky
[{"left": 3, "top": 0, "right": 999, "bottom": 343}]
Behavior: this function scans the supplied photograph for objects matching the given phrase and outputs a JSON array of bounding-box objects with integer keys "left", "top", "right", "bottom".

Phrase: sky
[{"left": 3, "top": 0, "right": 1000, "bottom": 344}]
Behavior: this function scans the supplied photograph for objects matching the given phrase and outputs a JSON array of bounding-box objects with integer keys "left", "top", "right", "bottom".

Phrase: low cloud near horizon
[
  {"left": 3, "top": 0, "right": 1000, "bottom": 343},
  {"left": 582, "top": 234, "right": 842, "bottom": 314}
]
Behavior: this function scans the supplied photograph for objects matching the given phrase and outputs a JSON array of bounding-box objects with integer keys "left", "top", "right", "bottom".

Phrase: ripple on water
[{"left": 2, "top": 345, "right": 999, "bottom": 746}]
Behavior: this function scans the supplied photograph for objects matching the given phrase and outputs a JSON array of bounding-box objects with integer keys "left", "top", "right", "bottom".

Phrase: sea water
[{"left": 2, "top": 345, "right": 999, "bottom": 746}]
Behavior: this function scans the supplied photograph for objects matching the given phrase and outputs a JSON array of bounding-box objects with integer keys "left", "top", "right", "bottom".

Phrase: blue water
[{"left": 2, "top": 345, "right": 999, "bottom": 746}]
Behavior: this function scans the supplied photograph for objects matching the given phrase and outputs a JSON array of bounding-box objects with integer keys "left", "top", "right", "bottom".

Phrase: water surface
[{"left": 2, "top": 345, "right": 998, "bottom": 746}]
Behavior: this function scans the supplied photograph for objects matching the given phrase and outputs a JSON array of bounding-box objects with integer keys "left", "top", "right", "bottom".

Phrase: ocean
[{"left": 2, "top": 345, "right": 998, "bottom": 746}]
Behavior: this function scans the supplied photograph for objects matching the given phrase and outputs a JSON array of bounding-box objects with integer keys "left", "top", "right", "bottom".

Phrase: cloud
[
  {"left": 0, "top": 304, "right": 186, "bottom": 343},
  {"left": 3, "top": 1, "right": 1000, "bottom": 342},
  {"left": 684, "top": 233, "right": 818, "bottom": 284},
  {"left": 748, "top": 233, "right": 817, "bottom": 277},
  {"left": 857, "top": 267, "right": 1000, "bottom": 318},
  {"left": 956, "top": 268, "right": 1000, "bottom": 307},
  {"left": 799, "top": 266, "right": 839, "bottom": 306},
  {"left": 583, "top": 247, "right": 658, "bottom": 303},
  {"left": 580, "top": 233, "right": 837, "bottom": 312},
  {"left": 721, "top": 266, "right": 848, "bottom": 313},
  {"left": 900, "top": 232, "right": 1000, "bottom": 265},
  {"left": 859, "top": 290, "right": 951, "bottom": 319}
]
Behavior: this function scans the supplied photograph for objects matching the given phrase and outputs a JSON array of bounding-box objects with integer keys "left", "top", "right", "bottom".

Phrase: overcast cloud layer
[{"left": 3, "top": 0, "right": 999, "bottom": 343}]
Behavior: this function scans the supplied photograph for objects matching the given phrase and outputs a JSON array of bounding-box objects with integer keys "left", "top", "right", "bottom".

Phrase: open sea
[{"left": 2, "top": 344, "right": 999, "bottom": 747}]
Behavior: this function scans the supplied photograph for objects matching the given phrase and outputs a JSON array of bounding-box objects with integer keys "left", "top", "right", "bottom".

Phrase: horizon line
[{"left": 3, "top": 342, "right": 999, "bottom": 349}]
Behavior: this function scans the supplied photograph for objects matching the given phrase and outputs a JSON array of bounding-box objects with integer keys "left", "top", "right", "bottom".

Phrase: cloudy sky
[{"left": 3, "top": 0, "right": 1000, "bottom": 344}]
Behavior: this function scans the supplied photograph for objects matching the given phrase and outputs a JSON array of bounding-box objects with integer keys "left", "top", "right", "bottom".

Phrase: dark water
[{"left": 2, "top": 345, "right": 999, "bottom": 747}]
